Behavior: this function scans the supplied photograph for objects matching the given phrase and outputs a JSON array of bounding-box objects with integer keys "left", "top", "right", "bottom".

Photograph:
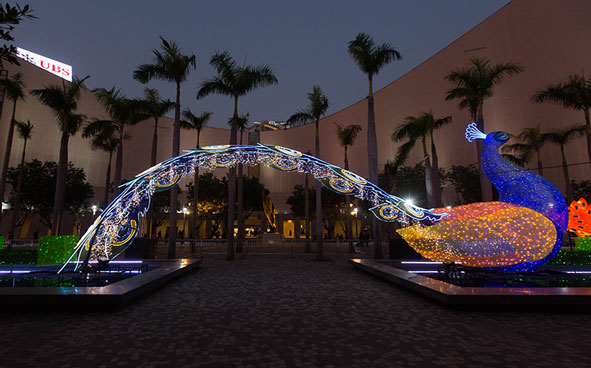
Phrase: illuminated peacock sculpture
[
  {"left": 398, "top": 123, "right": 568, "bottom": 272},
  {"left": 60, "top": 144, "right": 445, "bottom": 272},
  {"left": 62, "top": 123, "right": 567, "bottom": 273}
]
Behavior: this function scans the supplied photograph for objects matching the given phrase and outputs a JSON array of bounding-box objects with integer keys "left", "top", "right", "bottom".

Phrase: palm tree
[
  {"left": 348, "top": 32, "right": 401, "bottom": 259},
  {"left": 502, "top": 125, "right": 548, "bottom": 176},
  {"left": 82, "top": 118, "right": 119, "bottom": 208},
  {"left": 334, "top": 123, "right": 362, "bottom": 251},
  {"left": 9, "top": 119, "right": 33, "bottom": 238},
  {"left": 140, "top": 88, "right": 174, "bottom": 238},
  {"left": 0, "top": 72, "right": 25, "bottom": 224},
  {"left": 92, "top": 87, "right": 146, "bottom": 192},
  {"left": 197, "top": 51, "right": 277, "bottom": 260},
  {"left": 304, "top": 169, "right": 311, "bottom": 252},
  {"left": 143, "top": 88, "right": 175, "bottom": 167},
  {"left": 532, "top": 74, "right": 591, "bottom": 168},
  {"left": 180, "top": 108, "right": 212, "bottom": 243},
  {"left": 288, "top": 86, "right": 329, "bottom": 260},
  {"left": 134, "top": 36, "right": 196, "bottom": 259},
  {"left": 445, "top": 57, "right": 524, "bottom": 202},
  {"left": 391, "top": 111, "right": 452, "bottom": 208},
  {"left": 31, "top": 75, "right": 89, "bottom": 234},
  {"left": 230, "top": 113, "right": 249, "bottom": 252},
  {"left": 544, "top": 124, "right": 585, "bottom": 202}
]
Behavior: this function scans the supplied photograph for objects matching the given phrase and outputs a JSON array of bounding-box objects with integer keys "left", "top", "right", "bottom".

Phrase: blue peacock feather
[
  {"left": 466, "top": 123, "right": 568, "bottom": 271},
  {"left": 60, "top": 144, "right": 446, "bottom": 272}
]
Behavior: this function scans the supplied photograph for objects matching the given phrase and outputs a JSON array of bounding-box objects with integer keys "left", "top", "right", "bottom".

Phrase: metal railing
[
  {"left": 2, "top": 239, "right": 39, "bottom": 249},
  {"left": 154, "top": 238, "right": 384, "bottom": 259}
]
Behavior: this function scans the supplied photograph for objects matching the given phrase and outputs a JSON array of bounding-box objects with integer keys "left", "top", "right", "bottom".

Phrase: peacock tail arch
[{"left": 60, "top": 144, "right": 445, "bottom": 272}]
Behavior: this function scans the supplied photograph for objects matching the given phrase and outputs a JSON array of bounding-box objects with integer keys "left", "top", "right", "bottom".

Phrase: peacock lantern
[{"left": 398, "top": 123, "right": 568, "bottom": 272}]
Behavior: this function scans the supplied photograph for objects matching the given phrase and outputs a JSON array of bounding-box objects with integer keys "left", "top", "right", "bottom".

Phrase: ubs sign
[{"left": 16, "top": 47, "right": 72, "bottom": 82}]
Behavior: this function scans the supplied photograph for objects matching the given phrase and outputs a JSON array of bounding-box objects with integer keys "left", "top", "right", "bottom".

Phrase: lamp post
[
  {"left": 182, "top": 207, "right": 189, "bottom": 237},
  {"left": 351, "top": 207, "right": 359, "bottom": 238}
]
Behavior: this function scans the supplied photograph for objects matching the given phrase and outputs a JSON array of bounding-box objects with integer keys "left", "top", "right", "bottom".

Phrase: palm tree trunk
[
  {"left": 168, "top": 82, "right": 181, "bottom": 259},
  {"left": 430, "top": 131, "right": 442, "bottom": 207},
  {"left": 104, "top": 152, "right": 112, "bottom": 208},
  {"left": 315, "top": 119, "right": 324, "bottom": 260},
  {"left": 366, "top": 76, "right": 383, "bottom": 259},
  {"left": 52, "top": 130, "right": 69, "bottom": 235},
  {"left": 190, "top": 131, "right": 200, "bottom": 250},
  {"left": 237, "top": 130, "right": 245, "bottom": 253},
  {"left": 537, "top": 151, "right": 543, "bottom": 176},
  {"left": 226, "top": 97, "right": 238, "bottom": 261},
  {"left": 585, "top": 108, "right": 591, "bottom": 169},
  {"left": 0, "top": 99, "right": 18, "bottom": 225},
  {"left": 151, "top": 118, "right": 158, "bottom": 166},
  {"left": 114, "top": 128, "right": 123, "bottom": 193},
  {"left": 304, "top": 173, "right": 311, "bottom": 253},
  {"left": 146, "top": 118, "right": 158, "bottom": 237},
  {"left": 423, "top": 138, "right": 434, "bottom": 208},
  {"left": 9, "top": 138, "right": 27, "bottom": 238},
  {"left": 561, "top": 145, "right": 573, "bottom": 203},
  {"left": 344, "top": 146, "right": 354, "bottom": 252},
  {"left": 476, "top": 108, "right": 493, "bottom": 202}
]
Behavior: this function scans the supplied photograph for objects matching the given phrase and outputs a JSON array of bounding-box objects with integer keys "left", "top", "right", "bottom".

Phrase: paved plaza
[{"left": 0, "top": 252, "right": 590, "bottom": 368}]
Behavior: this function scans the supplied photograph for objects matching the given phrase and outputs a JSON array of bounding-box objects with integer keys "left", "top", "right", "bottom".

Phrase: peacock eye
[{"left": 494, "top": 132, "right": 509, "bottom": 142}]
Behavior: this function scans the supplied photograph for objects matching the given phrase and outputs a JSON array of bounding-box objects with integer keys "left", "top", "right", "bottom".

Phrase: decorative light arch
[{"left": 61, "top": 144, "right": 445, "bottom": 272}]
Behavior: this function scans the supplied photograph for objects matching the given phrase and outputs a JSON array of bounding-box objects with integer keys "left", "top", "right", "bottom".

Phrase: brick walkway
[{"left": 0, "top": 253, "right": 589, "bottom": 367}]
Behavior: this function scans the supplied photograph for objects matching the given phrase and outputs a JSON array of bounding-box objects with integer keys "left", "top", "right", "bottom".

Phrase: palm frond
[
  {"left": 15, "top": 119, "right": 33, "bottom": 140},
  {"left": 392, "top": 140, "right": 416, "bottom": 172},
  {"left": 196, "top": 78, "right": 233, "bottom": 99},
  {"left": 545, "top": 124, "right": 586, "bottom": 145},
  {"left": 335, "top": 123, "right": 362, "bottom": 147},
  {"left": 287, "top": 111, "right": 313, "bottom": 125},
  {"left": 0, "top": 72, "right": 25, "bottom": 101},
  {"left": 181, "top": 108, "right": 212, "bottom": 131},
  {"left": 348, "top": 32, "right": 401, "bottom": 76}
]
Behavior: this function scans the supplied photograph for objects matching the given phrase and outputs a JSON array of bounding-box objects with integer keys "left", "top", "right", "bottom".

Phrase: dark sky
[{"left": 14, "top": 0, "right": 510, "bottom": 129}]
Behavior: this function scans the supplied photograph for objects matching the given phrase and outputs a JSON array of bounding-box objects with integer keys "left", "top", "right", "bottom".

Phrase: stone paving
[{"left": 0, "top": 252, "right": 590, "bottom": 367}]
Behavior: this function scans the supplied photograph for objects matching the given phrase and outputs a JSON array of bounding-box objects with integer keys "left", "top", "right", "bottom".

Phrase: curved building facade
[{"left": 1, "top": 0, "right": 590, "bottom": 236}]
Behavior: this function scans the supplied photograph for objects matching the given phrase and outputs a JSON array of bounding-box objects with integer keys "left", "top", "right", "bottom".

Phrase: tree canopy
[{"left": 6, "top": 160, "right": 93, "bottom": 229}]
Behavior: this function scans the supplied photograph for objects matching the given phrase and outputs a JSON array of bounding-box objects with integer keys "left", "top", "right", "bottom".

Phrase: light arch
[{"left": 61, "top": 144, "right": 445, "bottom": 272}]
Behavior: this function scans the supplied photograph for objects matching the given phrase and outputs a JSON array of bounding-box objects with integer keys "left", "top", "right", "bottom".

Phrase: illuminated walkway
[{"left": 0, "top": 253, "right": 589, "bottom": 367}]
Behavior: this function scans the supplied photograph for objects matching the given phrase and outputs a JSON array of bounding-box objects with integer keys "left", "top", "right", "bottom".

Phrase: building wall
[
  {"left": 1, "top": 0, "right": 590, "bottom": 230},
  {"left": 262, "top": 0, "right": 591, "bottom": 210}
]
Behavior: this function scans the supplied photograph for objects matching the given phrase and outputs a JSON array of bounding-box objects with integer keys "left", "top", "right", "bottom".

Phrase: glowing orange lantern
[{"left": 568, "top": 198, "right": 591, "bottom": 237}]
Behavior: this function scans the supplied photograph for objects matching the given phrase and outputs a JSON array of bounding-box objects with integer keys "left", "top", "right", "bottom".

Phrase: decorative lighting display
[
  {"left": 574, "top": 238, "right": 591, "bottom": 251},
  {"left": 60, "top": 144, "right": 445, "bottom": 272},
  {"left": 399, "top": 123, "right": 568, "bottom": 272},
  {"left": 37, "top": 235, "right": 78, "bottom": 265},
  {"left": 398, "top": 202, "right": 556, "bottom": 267},
  {"left": 567, "top": 198, "right": 591, "bottom": 237}
]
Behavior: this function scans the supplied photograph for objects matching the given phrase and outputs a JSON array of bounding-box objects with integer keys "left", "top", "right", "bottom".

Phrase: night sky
[{"left": 13, "top": 0, "right": 509, "bottom": 128}]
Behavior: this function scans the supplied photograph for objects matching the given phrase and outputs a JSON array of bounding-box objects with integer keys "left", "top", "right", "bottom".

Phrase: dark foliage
[
  {"left": 445, "top": 164, "right": 482, "bottom": 204},
  {"left": 0, "top": 3, "right": 36, "bottom": 67},
  {"left": 6, "top": 160, "right": 94, "bottom": 229}
]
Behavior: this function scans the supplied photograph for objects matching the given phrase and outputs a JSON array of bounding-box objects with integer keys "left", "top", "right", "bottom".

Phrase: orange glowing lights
[
  {"left": 397, "top": 202, "right": 557, "bottom": 268},
  {"left": 567, "top": 198, "right": 591, "bottom": 237}
]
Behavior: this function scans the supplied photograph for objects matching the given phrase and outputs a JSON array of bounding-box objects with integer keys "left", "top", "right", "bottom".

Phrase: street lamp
[
  {"left": 350, "top": 207, "right": 359, "bottom": 238},
  {"left": 182, "top": 207, "right": 189, "bottom": 237}
]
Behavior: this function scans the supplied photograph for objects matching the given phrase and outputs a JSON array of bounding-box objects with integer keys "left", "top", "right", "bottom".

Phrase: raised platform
[
  {"left": 0, "top": 258, "right": 202, "bottom": 309},
  {"left": 350, "top": 259, "right": 591, "bottom": 306}
]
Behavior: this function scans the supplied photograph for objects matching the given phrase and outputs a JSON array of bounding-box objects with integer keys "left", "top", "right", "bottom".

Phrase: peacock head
[{"left": 465, "top": 123, "right": 509, "bottom": 146}]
